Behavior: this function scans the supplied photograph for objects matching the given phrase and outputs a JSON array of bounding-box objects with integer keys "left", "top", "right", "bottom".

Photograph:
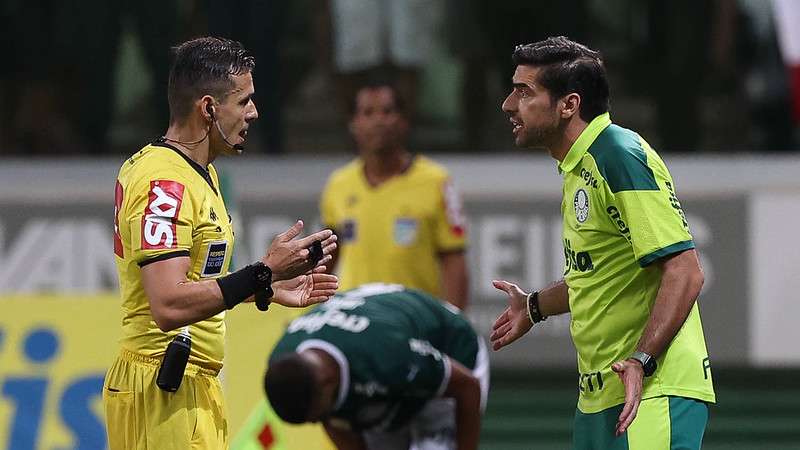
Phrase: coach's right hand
[
  {"left": 489, "top": 280, "right": 534, "bottom": 351},
  {"left": 263, "top": 220, "right": 337, "bottom": 281}
]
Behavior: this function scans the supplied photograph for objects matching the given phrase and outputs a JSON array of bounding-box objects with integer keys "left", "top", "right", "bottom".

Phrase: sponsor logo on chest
[
  {"left": 394, "top": 218, "right": 418, "bottom": 246},
  {"left": 340, "top": 219, "right": 357, "bottom": 243}
]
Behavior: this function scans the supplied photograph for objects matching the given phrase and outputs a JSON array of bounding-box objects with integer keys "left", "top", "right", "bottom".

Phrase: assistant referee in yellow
[
  {"left": 320, "top": 80, "right": 469, "bottom": 309},
  {"left": 104, "top": 37, "right": 338, "bottom": 449}
]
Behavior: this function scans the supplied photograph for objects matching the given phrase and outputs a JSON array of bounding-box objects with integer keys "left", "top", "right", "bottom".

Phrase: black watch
[
  {"left": 252, "top": 262, "right": 272, "bottom": 285},
  {"left": 252, "top": 262, "right": 274, "bottom": 311},
  {"left": 629, "top": 351, "right": 657, "bottom": 377}
]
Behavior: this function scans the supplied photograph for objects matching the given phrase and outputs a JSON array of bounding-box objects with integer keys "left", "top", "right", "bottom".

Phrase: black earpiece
[{"left": 206, "top": 103, "right": 215, "bottom": 119}]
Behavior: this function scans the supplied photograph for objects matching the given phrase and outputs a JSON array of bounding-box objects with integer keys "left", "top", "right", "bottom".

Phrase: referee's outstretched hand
[
  {"left": 263, "top": 220, "right": 338, "bottom": 281},
  {"left": 489, "top": 280, "right": 534, "bottom": 351},
  {"left": 270, "top": 266, "right": 339, "bottom": 308}
]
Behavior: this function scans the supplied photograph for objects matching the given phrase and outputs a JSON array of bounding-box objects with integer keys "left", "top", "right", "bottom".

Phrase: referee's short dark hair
[
  {"left": 168, "top": 37, "right": 256, "bottom": 123},
  {"left": 512, "top": 36, "right": 610, "bottom": 122},
  {"left": 264, "top": 353, "right": 317, "bottom": 424}
]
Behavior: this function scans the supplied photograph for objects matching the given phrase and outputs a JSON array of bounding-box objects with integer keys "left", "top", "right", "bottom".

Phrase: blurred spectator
[
  {"left": 205, "top": 0, "right": 289, "bottom": 154},
  {"left": 62, "top": 0, "right": 179, "bottom": 154},
  {"left": 741, "top": 0, "right": 795, "bottom": 151},
  {"left": 444, "top": 0, "right": 590, "bottom": 150},
  {"left": 2, "top": 0, "right": 77, "bottom": 154},
  {"left": 639, "top": 0, "right": 713, "bottom": 152},
  {"left": 323, "top": 0, "right": 445, "bottom": 121}
]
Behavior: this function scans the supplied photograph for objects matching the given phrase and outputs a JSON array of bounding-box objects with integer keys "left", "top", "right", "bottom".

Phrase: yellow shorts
[{"left": 103, "top": 348, "right": 228, "bottom": 450}]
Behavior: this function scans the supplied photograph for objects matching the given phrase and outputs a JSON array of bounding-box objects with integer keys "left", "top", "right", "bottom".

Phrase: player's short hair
[
  {"left": 348, "top": 79, "right": 407, "bottom": 118},
  {"left": 512, "top": 36, "right": 610, "bottom": 122},
  {"left": 264, "top": 353, "right": 317, "bottom": 424},
  {"left": 167, "top": 37, "right": 256, "bottom": 123}
]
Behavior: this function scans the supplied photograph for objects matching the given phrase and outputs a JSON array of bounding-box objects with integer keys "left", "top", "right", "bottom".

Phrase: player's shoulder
[
  {"left": 587, "top": 124, "right": 659, "bottom": 193},
  {"left": 325, "top": 158, "right": 362, "bottom": 188},
  {"left": 118, "top": 143, "right": 194, "bottom": 192},
  {"left": 409, "top": 155, "right": 451, "bottom": 182}
]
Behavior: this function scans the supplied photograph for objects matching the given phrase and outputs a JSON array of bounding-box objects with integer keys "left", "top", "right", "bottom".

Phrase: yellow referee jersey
[
  {"left": 320, "top": 156, "right": 467, "bottom": 297},
  {"left": 113, "top": 142, "right": 234, "bottom": 370}
]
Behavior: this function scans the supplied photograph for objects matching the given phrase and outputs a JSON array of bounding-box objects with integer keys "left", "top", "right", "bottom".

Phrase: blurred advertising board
[{"left": 1, "top": 154, "right": 799, "bottom": 448}]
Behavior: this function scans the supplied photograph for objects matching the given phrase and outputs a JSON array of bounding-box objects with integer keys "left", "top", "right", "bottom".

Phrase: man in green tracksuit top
[{"left": 490, "top": 36, "right": 715, "bottom": 450}]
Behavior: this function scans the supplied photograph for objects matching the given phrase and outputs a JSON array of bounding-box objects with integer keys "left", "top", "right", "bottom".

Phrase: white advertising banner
[{"left": 0, "top": 155, "right": 798, "bottom": 368}]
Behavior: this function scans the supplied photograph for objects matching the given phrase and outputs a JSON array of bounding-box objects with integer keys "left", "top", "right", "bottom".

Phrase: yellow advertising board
[
  {"left": 0, "top": 295, "right": 119, "bottom": 450},
  {"left": 0, "top": 295, "right": 332, "bottom": 450}
]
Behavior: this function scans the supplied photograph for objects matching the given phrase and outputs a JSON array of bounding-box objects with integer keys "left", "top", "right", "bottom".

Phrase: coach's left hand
[{"left": 611, "top": 359, "right": 644, "bottom": 436}]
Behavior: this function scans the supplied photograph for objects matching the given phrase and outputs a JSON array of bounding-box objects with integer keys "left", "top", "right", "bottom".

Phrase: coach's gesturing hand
[
  {"left": 489, "top": 280, "right": 534, "bottom": 351},
  {"left": 263, "top": 220, "right": 338, "bottom": 281},
  {"left": 611, "top": 359, "right": 644, "bottom": 436}
]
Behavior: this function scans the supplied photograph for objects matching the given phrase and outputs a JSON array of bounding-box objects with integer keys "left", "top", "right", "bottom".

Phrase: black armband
[
  {"left": 526, "top": 291, "right": 547, "bottom": 324},
  {"left": 216, "top": 262, "right": 273, "bottom": 310}
]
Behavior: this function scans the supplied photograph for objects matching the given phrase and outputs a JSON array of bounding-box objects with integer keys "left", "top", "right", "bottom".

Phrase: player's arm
[
  {"left": 439, "top": 250, "right": 469, "bottom": 310},
  {"left": 489, "top": 279, "right": 569, "bottom": 350},
  {"left": 143, "top": 221, "right": 338, "bottom": 331},
  {"left": 443, "top": 357, "right": 482, "bottom": 450},
  {"left": 142, "top": 256, "right": 227, "bottom": 331},
  {"left": 323, "top": 421, "right": 368, "bottom": 450},
  {"left": 538, "top": 279, "right": 570, "bottom": 316},
  {"left": 436, "top": 177, "right": 469, "bottom": 309},
  {"left": 634, "top": 248, "right": 704, "bottom": 358},
  {"left": 611, "top": 248, "right": 704, "bottom": 435}
]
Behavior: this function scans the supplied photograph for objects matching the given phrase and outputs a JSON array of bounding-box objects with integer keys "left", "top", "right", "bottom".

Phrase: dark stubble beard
[{"left": 520, "top": 117, "right": 563, "bottom": 150}]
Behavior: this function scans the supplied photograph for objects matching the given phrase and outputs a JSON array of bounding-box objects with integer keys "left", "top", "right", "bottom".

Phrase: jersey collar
[
  {"left": 151, "top": 140, "right": 219, "bottom": 195},
  {"left": 558, "top": 113, "right": 612, "bottom": 174},
  {"left": 297, "top": 339, "right": 350, "bottom": 410}
]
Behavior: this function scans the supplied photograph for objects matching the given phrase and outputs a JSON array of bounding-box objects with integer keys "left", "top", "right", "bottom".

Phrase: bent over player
[{"left": 266, "top": 283, "right": 489, "bottom": 450}]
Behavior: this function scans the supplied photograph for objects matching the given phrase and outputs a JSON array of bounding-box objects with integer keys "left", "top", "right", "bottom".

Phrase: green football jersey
[
  {"left": 271, "top": 283, "right": 479, "bottom": 431},
  {"left": 559, "top": 113, "right": 715, "bottom": 413}
]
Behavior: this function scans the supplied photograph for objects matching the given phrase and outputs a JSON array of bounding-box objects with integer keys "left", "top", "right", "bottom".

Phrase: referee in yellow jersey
[
  {"left": 320, "top": 80, "right": 470, "bottom": 309},
  {"left": 104, "top": 37, "right": 338, "bottom": 449}
]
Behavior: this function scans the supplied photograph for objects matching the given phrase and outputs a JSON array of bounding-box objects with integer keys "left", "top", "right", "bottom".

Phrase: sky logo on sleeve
[{"left": 141, "top": 180, "right": 185, "bottom": 249}]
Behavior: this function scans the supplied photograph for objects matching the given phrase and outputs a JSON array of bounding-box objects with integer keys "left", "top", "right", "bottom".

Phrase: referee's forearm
[{"left": 149, "top": 279, "right": 227, "bottom": 331}]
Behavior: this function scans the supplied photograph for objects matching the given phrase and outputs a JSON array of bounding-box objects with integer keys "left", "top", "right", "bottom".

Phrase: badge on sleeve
[
  {"left": 201, "top": 241, "right": 228, "bottom": 277},
  {"left": 443, "top": 179, "right": 467, "bottom": 237}
]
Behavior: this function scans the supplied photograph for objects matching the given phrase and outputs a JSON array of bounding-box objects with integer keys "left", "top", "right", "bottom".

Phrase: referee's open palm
[{"left": 490, "top": 280, "right": 534, "bottom": 351}]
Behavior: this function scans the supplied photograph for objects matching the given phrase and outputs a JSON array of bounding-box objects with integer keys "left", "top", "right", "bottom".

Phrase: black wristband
[
  {"left": 526, "top": 291, "right": 547, "bottom": 324},
  {"left": 216, "top": 262, "right": 272, "bottom": 310}
]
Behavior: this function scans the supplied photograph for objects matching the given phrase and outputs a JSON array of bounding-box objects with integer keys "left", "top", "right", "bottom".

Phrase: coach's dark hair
[
  {"left": 264, "top": 353, "right": 317, "bottom": 424},
  {"left": 512, "top": 36, "right": 609, "bottom": 122},
  {"left": 348, "top": 78, "right": 407, "bottom": 117},
  {"left": 168, "top": 37, "right": 256, "bottom": 122}
]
